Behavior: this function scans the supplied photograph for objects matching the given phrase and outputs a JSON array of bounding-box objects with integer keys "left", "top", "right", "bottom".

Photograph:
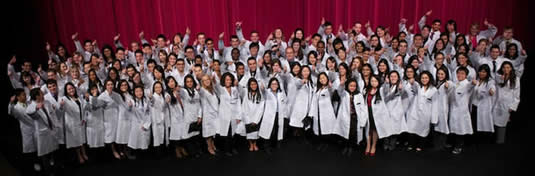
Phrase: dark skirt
[{"left": 367, "top": 104, "right": 376, "bottom": 131}]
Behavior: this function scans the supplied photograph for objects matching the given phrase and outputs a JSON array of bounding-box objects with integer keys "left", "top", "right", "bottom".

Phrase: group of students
[{"left": 7, "top": 10, "right": 525, "bottom": 173}]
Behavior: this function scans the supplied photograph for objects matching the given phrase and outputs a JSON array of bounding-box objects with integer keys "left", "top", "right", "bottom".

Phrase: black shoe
[
  {"left": 224, "top": 152, "right": 233, "bottom": 157},
  {"left": 346, "top": 148, "right": 353, "bottom": 157},
  {"left": 320, "top": 144, "right": 328, "bottom": 152},
  {"left": 342, "top": 147, "right": 348, "bottom": 155},
  {"left": 265, "top": 148, "right": 273, "bottom": 155},
  {"left": 232, "top": 148, "right": 239, "bottom": 155}
]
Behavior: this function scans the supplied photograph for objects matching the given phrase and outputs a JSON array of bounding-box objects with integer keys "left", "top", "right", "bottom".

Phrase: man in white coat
[{"left": 9, "top": 89, "right": 40, "bottom": 171}]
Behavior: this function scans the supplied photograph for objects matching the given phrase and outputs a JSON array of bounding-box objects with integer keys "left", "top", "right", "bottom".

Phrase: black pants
[
  {"left": 408, "top": 133, "right": 424, "bottom": 149},
  {"left": 453, "top": 134, "right": 465, "bottom": 148},
  {"left": 184, "top": 135, "right": 202, "bottom": 155},
  {"left": 345, "top": 114, "right": 358, "bottom": 148},
  {"left": 264, "top": 115, "right": 279, "bottom": 150},
  {"left": 432, "top": 131, "right": 448, "bottom": 149},
  {"left": 222, "top": 125, "right": 236, "bottom": 153}
]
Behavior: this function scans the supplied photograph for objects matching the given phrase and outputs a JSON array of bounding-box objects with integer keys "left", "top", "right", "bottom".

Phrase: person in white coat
[
  {"left": 471, "top": 65, "right": 496, "bottom": 144},
  {"left": 127, "top": 85, "right": 151, "bottom": 153},
  {"left": 432, "top": 67, "right": 453, "bottom": 151},
  {"left": 215, "top": 72, "right": 243, "bottom": 157},
  {"left": 260, "top": 78, "right": 287, "bottom": 155},
  {"left": 180, "top": 75, "right": 203, "bottom": 158},
  {"left": 309, "top": 72, "right": 337, "bottom": 152},
  {"left": 363, "top": 75, "right": 392, "bottom": 157},
  {"left": 85, "top": 85, "right": 105, "bottom": 149},
  {"left": 334, "top": 79, "right": 368, "bottom": 157},
  {"left": 165, "top": 76, "right": 188, "bottom": 159},
  {"left": 26, "top": 88, "right": 59, "bottom": 172},
  {"left": 115, "top": 80, "right": 135, "bottom": 159},
  {"left": 406, "top": 71, "right": 437, "bottom": 152},
  {"left": 382, "top": 71, "right": 408, "bottom": 151},
  {"left": 449, "top": 67, "right": 476, "bottom": 154},
  {"left": 59, "top": 82, "right": 89, "bottom": 163},
  {"left": 289, "top": 66, "right": 314, "bottom": 141},
  {"left": 98, "top": 79, "right": 122, "bottom": 159},
  {"left": 493, "top": 61, "right": 520, "bottom": 144},
  {"left": 198, "top": 74, "right": 219, "bottom": 156},
  {"left": 241, "top": 78, "right": 265, "bottom": 152},
  {"left": 149, "top": 81, "right": 168, "bottom": 157}
]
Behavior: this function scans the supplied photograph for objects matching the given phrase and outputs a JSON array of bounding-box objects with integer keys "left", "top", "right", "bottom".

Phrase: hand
[
  {"left": 521, "top": 49, "right": 526, "bottom": 56},
  {"left": 302, "top": 79, "right": 307, "bottom": 84},
  {"left": 237, "top": 119, "right": 241, "bottom": 124},
  {"left": 234, "top": 80, "right": 238, "bottom": 87},
  {"left": 10, "top": 95, "right": 16, "bottom": 103},
  {"left": 113, "top": 33, "right": 121, "bottom": 41},
  {"left": 425, "top": 10, "right": 432, "bottom": 16},
  {"left": 92, "top": 40, "right": 97, "bottom": 46},
  {"left": 305, "top": 35, "right": 311, "bottom": 42},
  {"left": 409, "top": 78, "right": 415, "bottom": 84},
  {"left": 193, "top": 39, "right": 198, "bottom": 46},
  {"left": 267, "top": 33, "right": 273, "bottom": 41},
  {"left": 365, "top": 21, "right": 370, "bottom": 28},
  {"left": 60, "top": 99, "right": 65, "bottom": 106},
  {"left": 385, "top": 77, "right": 390, "bottom": 84},
  {"left": 444, "top": 81, "right": 449, "bottom": 89},
  {"left": 398, "top": 82, "right": 403, "bottom": 90},
  {"left": 408, "top": 24, "right": 414, "bottom": 31},
  {"left": 489, "top": 88, "right": 495, "bottom": 96},
  {"left": 165, "top": 96, "right": 171, "bottom": 103},
  {"left": 290, "top": 33, "right": 295, "bottom": 39},
  {"left": 197, "top": 117, "right": 202, "bottom": 125},
  {"left": 71, "top": 32, "right": 78, "bottom": 40},
  {"left": 400, "top": 18, "right": 407, "bottom": 24},
  {"left": 142, "top": 126, "right": 148, "bottom": 131},
  {"left": 235, "top": 21, "right": 242, "bottom": 29},
  {"left": 166, "top": 40, "right": 171, "bottom": 46},
  {"left": 37, "top": 102, "right": 44, "bottom": 109},
  {"left": 508, "top": 109, "right": 513, "bottom": 113},
  {"left": 37, "top": 64, "right": 43, "bottom": 73},
  {"left": 139, "top": 31, "right": 144, "bottom": 39},
  {"left": 9, "top": 55, "right": 16, "bottom": 65},
  {"left": 185, "top": 27, "right": 191, "bottom": 35},
  {"left": 484, "top": 18, "right": 489, "bottom": 26},
  {"left": 338, "top": 24, "right": 344, "bottom": 33},
  {"left": 321, "top": 17, "right": 325, "bottom": 25},
  {"left": 328, "top": 81, "right": 332, "bottom": 88},
  {"left": 218, "top": 32, "right": 225, "bottom": 40},
  {"left": 45, "top": 42, "right": 51, "bottom": 51},
  {"left": 472, "top": 80, "right": 477, "bottom": 85},
  {"left": 151, "top": 38, "right": 157, "bottom": 44}
]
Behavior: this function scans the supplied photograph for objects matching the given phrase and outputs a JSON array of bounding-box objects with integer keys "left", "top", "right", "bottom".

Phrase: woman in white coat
[
  {"left": 432, "top": 67, "right": 453, "bottom": 151},
  {"left": 406, "top": 71, "right": 437, "bottom": 152},
  {"left": 309, "top": 72, "right": 337, "bottom": 152},
  {"left": 115, "top": 80, "right": 135, "bottom": 158},
  {"left": 60, "top": 82, "right": 89, "bottom": 163},
  {"left": 381, "top": 71, "right": 408, "bottom": 151},
  {"left": 449, "top": 67, "right": 476, "bottom": 154},
  {"left": 215, "top": 72, "right": 243, "bottom": 157},
  {"left": 150, "top": 81, "right": 168, "bottom": 155},
  {"left": 363, "top": 75, "right": 392, "bottom": 157},
  {"left": 260, "top": 78, "right": 287, "bottom": 154},
  {"left": 127, "top": 85, "right": 151, "bottom": 152},
  {"left": 288, "top": 65, "right": 314, "bottom": 140},
  {"left": 165, "top": 76, "right": 188, "bottom": 159},
  {"left": 471, "top": 65, "right": 496, "bottom": 144},
  {"left": 180, "top": 75, "right": 203, "bottom": 158},
  {"left": 199, "top": 74, "right": 219, "bottom": 156},
  {"left": 241, "top": 78, "right": 265, "bottom": 152},
  {"left": 85, "top": 85, "right": 105, "bottom": 149},
  {"left": 334, "top": 79, "right": 368, "bottom": 157},
  {"left": 98, "top": 79, "right": 122, "bottom": 159},
  {"left": 493, "top": 61, "right": 520, "bottom": 144},
  {"left": 26, "top": 88, "right": 58, "bottom": 169}
]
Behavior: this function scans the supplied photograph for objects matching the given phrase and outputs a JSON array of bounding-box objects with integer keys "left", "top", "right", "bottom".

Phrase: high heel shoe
[
  {"left": 364, "top": 151, "right": 370, "bottom": 156},
  {"left": 370, "top": 152, "right": 375, "bottom": 157}
]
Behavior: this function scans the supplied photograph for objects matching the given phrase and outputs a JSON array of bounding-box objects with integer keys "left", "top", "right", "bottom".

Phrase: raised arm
[
  {"left": 480, "top": 19, "right": 498, "bottom": 39},
  {"left": 72, "top": 32, "right": 84, "bottom": 53},
  {"left": 235, "top": 21, "right": 246, "bottom": 42},
  {"left": 419, "top": 10, "right": 432, "bottom": 31}
]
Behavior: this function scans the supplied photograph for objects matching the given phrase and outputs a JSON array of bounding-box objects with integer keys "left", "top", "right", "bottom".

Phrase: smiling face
[
  {"left": 437, "top": 69, "right": 446, "bottom": 81},
  {"left": 270, "top": 80, "right": 279, "bottom": 92},
  {"left": 66, "top": 84, "right": 76, "bottom": 97},
  {"left": 120, "top": 81, "right": 129, "bottom": 93}
]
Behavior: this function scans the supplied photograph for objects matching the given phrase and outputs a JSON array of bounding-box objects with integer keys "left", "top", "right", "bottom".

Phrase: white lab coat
[
  {"left": 433, "top": 81, "right": 453, "bottom": 134},
  {"left": 364, "top": 89, "right": 394, "bottom": 139},
  {"left": 167, "top": 92, "right": 185, "bottom": 141},
  {"left": 333, "top": 89, "right": 368, "bottom": 143},
  {"left": 199, "top": 88, "right": 219, "bottom": 138},
  {"left": 9, "top": 102, "right": 37, "bottom": 153},
  {"left": 448, "top": 79, "right": 474, "bottom": 135},
  {"left": 215, "top": 85, "right": 243, "bottom": 136},
  {"left": 472, "top": 80, "right": 496, "bottom": 132},
  {"left": 181, "top": 88, "right": 202, "bottom": 139},
  {"left": 150, "top": 93, "right": 168, "bottom": 146},
  {"left": 26, "top": 101, "right": 58, "bottom": 156},
  {"left": 59, "top": 96, "right": 88, "bottom": 148},
  {"left": 289, "top": 79, "right": 314, "bottom": 128},
  {"left": 309, "top": 88, "right": 337, "bottom": 136},
  {"left": 493, "top": 76, "right": 520, "bottom": 127},
  {"left": 406, "top": 85, "right": 437, "bottom": 137},
  {"left": 85, "top": 96, "right": 105, "bottom": 148},
  {"left": 383, "top": 83, "right": 408, "bottom": 135},
  {"left": 241, "top": 91, "right": 265, "bottom": 140},
  {"left": 44, "top": 93, "right": 64, "bottom": 144},
  {"left": 116, "top": 94, "right": 134, "bottom": 144},
  {"left": 127, "top": 98, "right": 151, "bottom": 149},
  {"left": 259, "top": 89, "right": 286, "bottom": 140},
  {"left": 98, "top": 91, "right": 121, "bottom": 144}
]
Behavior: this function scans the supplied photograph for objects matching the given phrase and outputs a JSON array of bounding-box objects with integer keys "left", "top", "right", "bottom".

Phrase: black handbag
[
  {"left": 188, "top": 122, "right": 201, "bottom": 133},
  {"left": 245, "top": 123, "right": 260, "bottom": 133}
]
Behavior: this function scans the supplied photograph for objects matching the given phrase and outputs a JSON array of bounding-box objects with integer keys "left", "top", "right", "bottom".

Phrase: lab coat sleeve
[
  {"left": 510, "top": 77, "right": 521, "bottom": 111},
  {"left": 480, "top": 24, "right": 498, "bottom": 39},
  {"left": 418, "top": 15, "right": 426, "bottom": 31},
  {"left": 74, "top": 40, "right": 84, "bottom": 54}
]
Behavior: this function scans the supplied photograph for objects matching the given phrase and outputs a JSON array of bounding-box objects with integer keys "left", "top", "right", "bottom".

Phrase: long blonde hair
[{"left": 201, "top": 74, "right": 214, "bottom": 94}]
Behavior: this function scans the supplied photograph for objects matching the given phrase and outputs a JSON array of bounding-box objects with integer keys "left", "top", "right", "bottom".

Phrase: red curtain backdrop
[{"left": 26, "top": 0, "right": 530, "bottom": 60}]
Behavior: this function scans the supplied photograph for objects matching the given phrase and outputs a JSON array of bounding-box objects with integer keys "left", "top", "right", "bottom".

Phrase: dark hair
[
  {"left": 365, "top": 75, "right": 382, "bottom": 104},
  {"left": 299, "top": 65, "right": 314, "bottom": 87},
  {"left": 64, "top": 82, "right": 79, "bottom": 99},
  {"left": 345, "top": 78, "right": 360, "bottom": 95},
  {"left": 477, "top": 64, "right": 492, "bottom": 84},
  {"left": 134, "top": 49, "right": 143, "bottom": 56},
  {"left": 456, "top": 66, "right": 469, "bottom": 76},
  {"left": 497, "top": 61, "right": 517, "bottom": 88},
  {"left": 419, "top": 71, "right": 435, "bottom": 87},
  {"left": 433, "top": 19, "right": 441, "bottom": 25},
  {"left": 152, "top": 81, "right": 164, "bottom": 95},
  {"left": 183, "top": 74, "right": 197, "bottom": 97},
  {"left": 30, "top": 88, "right": 42, "bottom": 101},
  {"left": 338, "top": 62, "right": 352, "bottom": 81},
  {"left": 324, "top": 21, "right": 332, "bottom": 27},
  {"left": 13, "top": 88, "right": 25, "bottom": 99},
  {"left": 504, "top": 43, "right": 519, "bottom": 60},
  {"left": 157, "top": 34, "right": 167, "bottom": 40},
  {"left": 369, "top": 35, "right": 383, "bottom": 51},
  {"left": 403, "top": 65, "right": 418, "bottom": 80},
  {"left": 20, "top": 71, "right": 35, "bottom": 87},
  {"left": 133, "top": 85, "right": 146, "bottom": 106},
  {"left": 268, "top": 77, "right": 281, "bottom": 92},
  {"left": 326, "top": 56, "right": 338, "bottom": 71},
  {"left": 117, "top": 79, "right": 131, "bottom": 101},
  {"left": 46, "top": 79, "right": 57, "bottom": 86},
  {"left": 316, "top": 72, "right": 330, "bottom": 92},
  {"left": 220, "top": 72, "right": 235, "bottom": 87},
  {"left": 153, "top": 65, "right": 166, "bottom": 80},
  {"left": 88, "top": 69, "right": 103, "bottom": 91},
  {"left": 435, "top": 66, "right": 450, "bottom": 88},
  {"left": 290, "top": 62, "right": 301, "bottom": 77},
  {"left": 376, "top": 59, "right": 390, "bottom": 82},
  {"left": 249, "top": 42, "right": 259, "bottom": 50},
  {"left": 247, "top": 78, "right": 262, "bottom": 103},
  {"left": 388, "top": 70, "right": 401, "bottom": 94},
  {"left": 165, "top": 76, "right": 178, "bottom": 105}
]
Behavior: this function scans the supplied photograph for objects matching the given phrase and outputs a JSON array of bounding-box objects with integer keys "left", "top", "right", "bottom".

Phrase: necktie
[
  {"left": 430, "top": 32, "right": 435, "bottom": 40},
  {"left": 42, "top": 106, "right": 53, "bottom": 129}
]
